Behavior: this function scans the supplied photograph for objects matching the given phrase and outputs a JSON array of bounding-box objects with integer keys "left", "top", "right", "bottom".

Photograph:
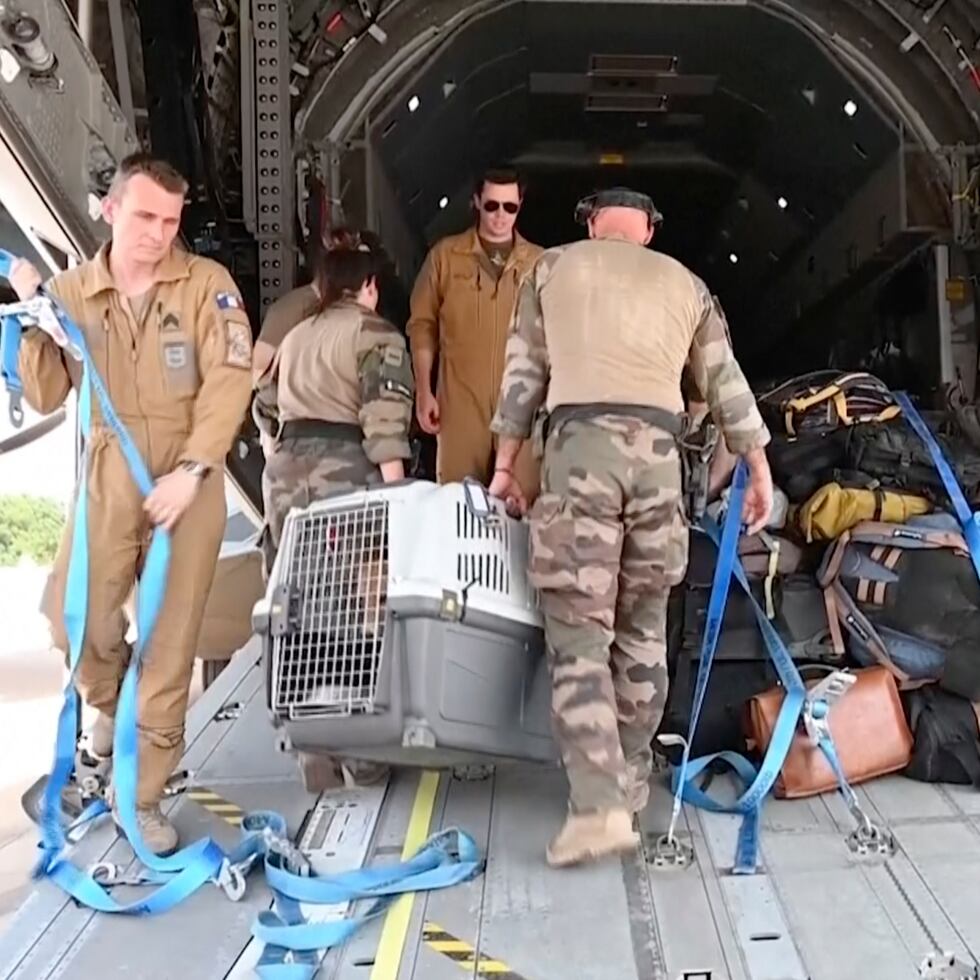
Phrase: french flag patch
[{"left": 216, "top": 291, "right": 242, "bottom": 311}]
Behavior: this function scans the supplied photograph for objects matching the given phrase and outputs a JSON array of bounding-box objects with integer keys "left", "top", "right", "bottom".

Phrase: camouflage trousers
[
  {"left": 528, "top": 416, "right": 689, "bottom": 813},
  {"left": 262, "top": 436, "right": 381, "bottom": 571}
]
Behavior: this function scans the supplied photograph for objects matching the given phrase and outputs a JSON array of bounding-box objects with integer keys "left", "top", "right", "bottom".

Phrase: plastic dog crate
[{"left": 254, "top": 480, "right": 556, "bottom": 768}]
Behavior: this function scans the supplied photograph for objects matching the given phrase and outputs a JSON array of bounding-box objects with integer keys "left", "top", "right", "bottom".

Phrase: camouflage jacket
[{"left": 490, "top": 241, "right": 770, "bottom": 456}]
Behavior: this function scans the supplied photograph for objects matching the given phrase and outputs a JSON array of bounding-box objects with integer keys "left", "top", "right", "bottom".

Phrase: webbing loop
[{"left": 669, "top": 459, "right": 879, "bottom": 873}]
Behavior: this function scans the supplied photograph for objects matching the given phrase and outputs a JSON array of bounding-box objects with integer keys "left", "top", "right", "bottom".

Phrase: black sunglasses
[{"left": 482, "top": 200, "right": 520, "bottom": 214}]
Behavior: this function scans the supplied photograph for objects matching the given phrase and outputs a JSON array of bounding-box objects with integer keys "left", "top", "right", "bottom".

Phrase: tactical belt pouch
[
  {"left": 280, "top": 419, "right": 363, "bottom": 443},
  {"left": 744, "top": 665, "right": 913, "bottom": 798}
]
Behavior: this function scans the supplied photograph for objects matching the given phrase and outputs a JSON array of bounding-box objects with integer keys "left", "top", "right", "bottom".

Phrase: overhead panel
[
  {"left": 0, "top": 0, "right": 138, "bottom": 257},
  {"left": 529, "top": 52, "right": 719, "bottom": 114}
]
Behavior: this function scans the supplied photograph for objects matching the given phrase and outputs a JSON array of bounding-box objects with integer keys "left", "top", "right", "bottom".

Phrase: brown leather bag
[{"left": 744, "top": 666, "right": 913, "bottom": 799}]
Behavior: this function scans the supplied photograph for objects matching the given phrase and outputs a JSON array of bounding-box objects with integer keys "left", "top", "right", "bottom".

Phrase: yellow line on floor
[{"left": 369, "top": 770, "right": 441, "bottom": 980}]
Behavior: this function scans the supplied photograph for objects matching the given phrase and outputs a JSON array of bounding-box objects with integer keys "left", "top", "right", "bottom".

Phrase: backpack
[
  {"left": 817, "top": 516, "right": 980, "bottom": 699},
  {"left": 903, "top": 685, "right": 980, "bottom": 787},
  {"left": 766, "top": 428, "right": 851, "bottom": 504},
  {"left": 758, "top": 370, "right": 900, "bottom": 438},
  {"left": 845, "top": 416, "right": 980, "bottom": 508}
]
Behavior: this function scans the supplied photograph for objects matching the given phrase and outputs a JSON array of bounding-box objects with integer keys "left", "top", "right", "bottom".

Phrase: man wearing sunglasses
[{"left": 407, "top": 167, "right": 542, "bottom": 499}]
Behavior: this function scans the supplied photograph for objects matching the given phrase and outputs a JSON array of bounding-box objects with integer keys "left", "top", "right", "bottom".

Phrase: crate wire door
[{"left": 272, "top": 499, "right": 390, "bottom": 719}]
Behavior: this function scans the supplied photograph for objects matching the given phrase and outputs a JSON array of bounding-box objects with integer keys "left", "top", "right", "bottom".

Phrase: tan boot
[
  {"left": 89, "top": 712, "right": 115, "bottom": 760},
  {"left": 545, "top": 808, "right": 639, "bottom": 868},
  {"left": 339, "top": 758, "right": 390, "bottom": 788},
  {"left": 111, "top": 800, "right": 179, "bottom": 858}
]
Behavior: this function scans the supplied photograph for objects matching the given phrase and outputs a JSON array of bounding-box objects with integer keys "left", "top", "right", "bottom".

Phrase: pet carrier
[{"left": 254, "top": 479, "right": 556, "bottom": 768}]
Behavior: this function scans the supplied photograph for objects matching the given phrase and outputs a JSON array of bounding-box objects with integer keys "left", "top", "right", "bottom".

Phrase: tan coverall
[
  {"left": 18, "top": 244, "right": 253, "bottom": 806},
  {"left": 407, "top": 227, "right": 542, "bottom": 497}
]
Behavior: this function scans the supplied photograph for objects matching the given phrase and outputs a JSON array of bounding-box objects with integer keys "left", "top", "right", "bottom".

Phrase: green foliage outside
[{"left": 0, "top": 494, "right": 66, "bottom": 567}]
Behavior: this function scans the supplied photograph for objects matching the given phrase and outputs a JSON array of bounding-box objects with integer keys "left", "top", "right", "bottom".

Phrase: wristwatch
[{"left": 179, "top": 460, "right": 211, "bottom": 479}]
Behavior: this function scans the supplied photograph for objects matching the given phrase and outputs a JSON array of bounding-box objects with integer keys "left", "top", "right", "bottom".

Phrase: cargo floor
[{"left": 2, "top": 643, "right": 979, "bottom": 980}]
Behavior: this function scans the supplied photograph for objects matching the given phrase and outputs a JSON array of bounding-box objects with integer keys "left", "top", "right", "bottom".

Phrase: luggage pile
[{"left": 660, "top": 370, "right": 980, "bottom": 798}]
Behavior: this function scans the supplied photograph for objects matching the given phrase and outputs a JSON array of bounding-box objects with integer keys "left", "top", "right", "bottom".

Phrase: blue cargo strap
[
  {"left": 668, "top": 458, "right": 881, "bottom": 873},
  {"left": 892, "top": 390, "right": 980, "bottom": 580},
  {"left": 0, "top": 285, "right": 24, "bottom": 426},
  {"left": 0, "top": 249, "right": 483, "bottom": 978}
]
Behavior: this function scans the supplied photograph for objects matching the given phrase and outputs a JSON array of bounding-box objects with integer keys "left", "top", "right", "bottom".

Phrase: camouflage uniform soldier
[
  {"left": 255, "top": 245, "right": 414, "bottom": 558},
  {"left": 255, "top": 244, "right": 413, "bottom": 791},
  {"left": 488, "top": 188, "right": 774, "bottom": 868}
]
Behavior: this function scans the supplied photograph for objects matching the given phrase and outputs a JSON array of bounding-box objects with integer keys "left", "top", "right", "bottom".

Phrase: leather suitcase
[{"left": 744, "top": 666, "right": 913, "bottom": 798}]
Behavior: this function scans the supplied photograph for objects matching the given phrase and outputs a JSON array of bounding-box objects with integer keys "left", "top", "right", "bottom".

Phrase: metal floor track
[{"left": 3, "top": 642, "right": 980, "bottom": 980}]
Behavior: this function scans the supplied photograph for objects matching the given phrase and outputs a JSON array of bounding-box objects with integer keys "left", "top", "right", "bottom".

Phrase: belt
[
  {"left": 279, "top": 419, "right": 362, "bottom": 443},
  {"left": 543, "top": 402, "right": 687, "bottom": 442}
]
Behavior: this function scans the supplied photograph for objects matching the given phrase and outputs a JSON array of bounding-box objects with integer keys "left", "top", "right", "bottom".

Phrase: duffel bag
[
  {"left": 658, "top": 649, "right": 779, "bottom": 763},
  {"left": 796, "top": 481, "right": 931, "bottom": 542},
  {"left": 758, "top": 370, "right": 900, "bottom": 438},
  {"left": 766, "top": 428, "right": 850, "bottom": 504},
  {"left": 903, "top": 685, "right": 980, "bottom": 787},
  {"left": 845, "top": 417, "right": 980, "bottom": 508},
  {"left": 818, "top": 517, "right": 980, "bottom": 699},
  {"left": 683, "top": 529, "right": 837, "bottom": 662},
  {"left": 744, "top": 665, "right": 913, "bottom": 798}
]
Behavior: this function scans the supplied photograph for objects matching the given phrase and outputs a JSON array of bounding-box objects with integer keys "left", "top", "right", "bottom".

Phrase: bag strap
[
  {"left": 824, "top": 581, "right": 912, "bottom": 686},
  {"left": 845, "top": 520, "right": 969, "bottom": 553}
]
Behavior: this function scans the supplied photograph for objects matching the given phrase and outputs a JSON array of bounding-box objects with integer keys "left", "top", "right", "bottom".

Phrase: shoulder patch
[
  {"left": 224, "top": 319, "right": 252, "bottom": 369},
  {"left": 216, "top": 291, "right": 244, "bottom": 312}
]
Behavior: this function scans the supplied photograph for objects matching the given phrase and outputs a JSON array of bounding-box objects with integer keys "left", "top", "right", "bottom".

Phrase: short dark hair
[
  {"left": 109, "top": 152, "right": 189, "bottom": 197},
  {"left": 474, "top": 166, "right": 526, "bottom": 199}
]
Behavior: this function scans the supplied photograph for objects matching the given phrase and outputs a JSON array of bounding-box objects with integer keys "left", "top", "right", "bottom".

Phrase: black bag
[
  {"left": 819, "top": 519, "right": 980, "bottom": 698},
  {"left": 845, "top": 417, "right": 980, "bottom": 508},
  {"left": 903, "top": 685, "right": 980, "bottom": 787},
  {"left": 766, "top": 429, "right": 850, "bottom": 503},
  {"left": 682, "top": 532, "right": 838, "bottom": 663},
  {"left": 758, "top": 370, "right": 900, "bottom": 438},
  {"left": 659, "top": 645, "right": 779, "bottom": 762}
]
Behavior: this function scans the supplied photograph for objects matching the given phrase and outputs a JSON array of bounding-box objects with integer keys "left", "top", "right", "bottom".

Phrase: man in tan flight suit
[
  {"left": 489, "top": 188, "right": 773, "bottom": 866},
  {"left": 407, "top": 167, "right": 542, "bottom": 497},
  {"left": 8, "top": 153, "right": 253, "bottom": 855}
]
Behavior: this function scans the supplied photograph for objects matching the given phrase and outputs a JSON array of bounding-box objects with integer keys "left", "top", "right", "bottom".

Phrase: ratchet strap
[
  {"left": 675, "top": 393, "right": 980, "bottom": 873},
  {"left": 892, "top": 391, "right": 980, "bottom": 577},
  {"left": 0, "top": 249, "right": 483, "bottom": 978},
  {"left": 670, "top": 459, "right": 873, "bottom": 873}
]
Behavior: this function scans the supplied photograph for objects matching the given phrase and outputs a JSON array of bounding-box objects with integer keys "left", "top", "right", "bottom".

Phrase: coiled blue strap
[{"left": 0, "top": 249, "right": 483, "bottom": 976}]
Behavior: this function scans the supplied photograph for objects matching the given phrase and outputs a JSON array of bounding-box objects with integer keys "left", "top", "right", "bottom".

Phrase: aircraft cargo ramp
[{"left": 2, "top": 640, "right": 979, "bottom": 980}]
